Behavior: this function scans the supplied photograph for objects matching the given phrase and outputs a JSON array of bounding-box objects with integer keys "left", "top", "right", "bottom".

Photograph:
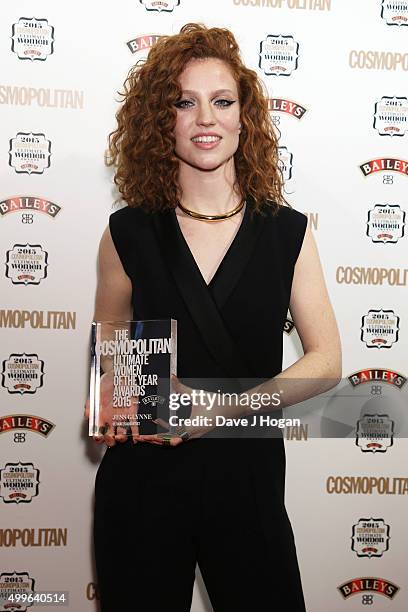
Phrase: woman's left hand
[{"left": 137, "top": 374, "right": 215, "bottom": 447}]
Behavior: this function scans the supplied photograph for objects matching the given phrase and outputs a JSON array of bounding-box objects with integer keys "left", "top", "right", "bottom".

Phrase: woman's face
[{"left": 173, "top": 58, "right": 241, "bottom": 172}]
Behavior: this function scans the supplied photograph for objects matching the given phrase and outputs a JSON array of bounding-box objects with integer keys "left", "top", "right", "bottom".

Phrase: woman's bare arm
[
  {"left": 93, "top": 225, "right": 133, "bottom": 374},
  {"left": 250, "top": 215, "right": 342, "bottom": 410},
  {"left": 84, "top": 225, "right": 136, "bottom": 446}
]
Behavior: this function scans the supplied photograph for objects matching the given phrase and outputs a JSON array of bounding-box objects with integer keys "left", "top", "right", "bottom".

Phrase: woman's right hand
[{"left": 84, "top": 371, "right": 140, "bottom": 447}]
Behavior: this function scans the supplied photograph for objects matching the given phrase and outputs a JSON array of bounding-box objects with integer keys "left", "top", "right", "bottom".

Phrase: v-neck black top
[{"left": 109, "top": 197, "right": 307, "bottom": 384}]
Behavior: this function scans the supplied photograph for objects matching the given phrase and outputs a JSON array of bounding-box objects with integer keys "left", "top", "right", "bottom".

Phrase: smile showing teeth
[{"left": 191, "top": 136, "right": 221, "bottom": 143}]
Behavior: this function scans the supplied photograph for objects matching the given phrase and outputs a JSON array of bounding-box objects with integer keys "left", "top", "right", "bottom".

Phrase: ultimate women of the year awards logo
[
  {"left": 139, "top": 0, "right": 180, "bottom": 12},
  {"left": 2, "top": 353, "right": 45, "bottom": 394},
  {"left": 5, "top": 244, "right": 48, "bottom": 285},
  {"left": 360, "top": 309, "right": 399, "bottom": 349},
  {"left": 366, "top": 204, "right": 406, "bottom": 243},
  {"left": 374, "top": 96, "right": 408, "bottom": 136},
  {"left": 11, "top": 18, "right": 54, "bottom": 60},
  {"left": 8, "top": 132, "right": 51, "bottom": 175},
  {"left": 351, "top": 518, "right": 390, "bottom": 558},
  {"left": 381, "top": 0, "right": 408, "bottom": 26},
  {"left": 259, "top": 35, "right": 299, "bottom": 76},
  {"left": 0, "top": 462, "right": 40, "bottom": 504}
]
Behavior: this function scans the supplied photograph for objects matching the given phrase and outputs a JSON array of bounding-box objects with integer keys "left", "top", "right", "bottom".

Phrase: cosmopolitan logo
[
  {"left": 267, "top": 98, "right": 307, "bottom": 119},
  {"left": 349, "top": 50, "right": 408, "bottom": 70},
  {"left": 11, "top": 17, "right": 54, "bottom": 61},
  {"left": 326, "top": 476, "right": 408, "bottom": 495},
  {"left": 0, "top": 85, "right": 84, "bottom": 109},
  {"left": 126, "top": 34, "right": 161, "bottom": 56},
  {"left": 86, "top": 583, "right": 100, "bottom": 601},
  {"left": 232, "top": 0, "right": 331, "bottom": 9},
  {"left": 381, "top": 0, "right": 408, "bottom": 26},
  {"left": 96, "top": 337, "right": 171, "bottom": 356},
  {"left": 348, "top": 368, "right": 406, "bottom": 388},
  {"left": 0, "top": 415, "right": 55, "bottom": 436},
  {"left": 0, "top": 527, "right": 67, "bottom": 547},
  {"left": 9, "top": 132, "right": 51, "bottom": 175},
  {"left": 139, "top": 0, "right": 180, "bottom": 11},
  {"left": 360, "top": 157, "right": 408, "bottom": 176},
  {"left": 0, "top": 462, "right": 40, "bottom": 504},
  {"left": 338, "top": 577, "right": 399, "bottom": 600},
  {"left": 285, "top": 424, "right": 308, "bottom": 440},
  {"left": 0, "top": 196, "right": 61, "bottom": 217},
  {"left": 336, "top": 266, "right": 408, "bottom": 285},
  {"left": 0, "top": 310, "right": 76, "bottom": 329}
]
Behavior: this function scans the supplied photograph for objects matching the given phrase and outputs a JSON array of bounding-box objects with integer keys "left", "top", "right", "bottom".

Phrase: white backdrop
[{"left": 1, "top": 1, "right": 407, "bottom": 610}]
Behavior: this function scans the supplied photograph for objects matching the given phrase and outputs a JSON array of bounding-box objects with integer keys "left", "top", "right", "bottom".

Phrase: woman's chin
[{"left": 179, "top": 155, "right": 233, "bottom": 173}]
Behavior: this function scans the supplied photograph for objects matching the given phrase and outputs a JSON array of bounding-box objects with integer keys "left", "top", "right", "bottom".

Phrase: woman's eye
[
  {"left": 174, "top": 100, "right": 193, "bottom": 109},
  {"left": 215, "top": 99, "right": 235, "bottom": 107},
  {"left": 174, "top": 99, "right": 236, "bottom": 109}
]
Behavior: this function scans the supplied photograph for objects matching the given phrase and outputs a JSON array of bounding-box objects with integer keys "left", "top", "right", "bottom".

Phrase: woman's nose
[{"left": 196, "top": 103, "right": 216, "bottom": 126}]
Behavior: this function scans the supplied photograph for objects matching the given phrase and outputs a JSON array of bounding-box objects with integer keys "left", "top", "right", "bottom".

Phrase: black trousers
[{"left": 93, "top": 438, "right": 306, "bottom": 612}]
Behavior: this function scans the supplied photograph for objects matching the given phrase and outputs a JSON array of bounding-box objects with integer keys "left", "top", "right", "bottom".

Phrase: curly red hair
[{"left": 106, "top": 23, "right": 287, "bottom": 215}]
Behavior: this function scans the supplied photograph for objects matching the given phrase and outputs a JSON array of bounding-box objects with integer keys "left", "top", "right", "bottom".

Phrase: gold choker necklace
[{"left": 177, "top": 199, "right": 245, "bottom": 222}]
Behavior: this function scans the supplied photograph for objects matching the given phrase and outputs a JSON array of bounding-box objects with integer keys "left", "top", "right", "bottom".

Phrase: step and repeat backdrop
[{"left": 1, "top": 1, "right": 407, "bottom": 611}]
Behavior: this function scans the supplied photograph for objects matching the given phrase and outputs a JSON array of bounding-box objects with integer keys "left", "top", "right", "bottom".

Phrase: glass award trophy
[{"left": 89, "top": 319, "right": 177, "bottom": 438}]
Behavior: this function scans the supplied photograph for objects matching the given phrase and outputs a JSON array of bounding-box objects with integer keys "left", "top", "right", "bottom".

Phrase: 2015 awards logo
[
  {"left": 126, "top": 34, "right": 162, "bottom": 62},
  {"left": 359, "top": 157, "right": 408, "bottom": 177},
  {"left": 1, "top": 353, "right": 45, "bottom": 395},
  {"left": 0, "top": 462, "right": 40, "bottom": 504},
  {"left": 0, "top": 572, "right": 35, "bottom": 610},
  {"left": 355, "top": 414, "right": 394, "bottom": 453},
  {"left": 381, "top": 0, "right": 408, "bottom": 26},
  {"left": 338, "top": 577, "right": 399, "bottom": 602},
  {"left": 374, "top": 96, "right": 408, "bottom": 136},
  {"left": 11, "top": 18, "right": 54, "bottom": 61},
  {"left": 278, "top": 146, "right": 293, "bottom": 181},
  {"left": 367, "top": 204, "right": 406, "bottom": 243},
  {"left": 0, "top": 196, "right": 61, "bottom": 218},
  {"left": 139, "top": 0, "right": 180, "bottom": 11},
  {"left": 259, "top": 35, "right": 299, "bottom": 76},
  {"left": 0, "top": 415, "right": 55, "bottom": 438},
  {"left": 5, "top": 244, "right": 48, "bottom": 285},
  {"left": 267, "top": 98, "right": 307, "bottom": 119},
  {"left": 360, "top": 309, "right": 399, "bottom": 349},
  {"left": 9, "top": 133, "right": 51, "bottom": 175},
  {"left": 351, "top": 518, "right": 390, "bottom": 558}
]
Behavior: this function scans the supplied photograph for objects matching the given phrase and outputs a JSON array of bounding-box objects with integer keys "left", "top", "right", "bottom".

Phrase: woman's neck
[{"left": 178, "top": 158, "right": 242, "bottom": 215}]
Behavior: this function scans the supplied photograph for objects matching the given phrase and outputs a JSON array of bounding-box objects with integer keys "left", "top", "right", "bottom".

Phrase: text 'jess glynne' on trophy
[{"left": 89, "top": 319, "right": 177, "bottom": 439}]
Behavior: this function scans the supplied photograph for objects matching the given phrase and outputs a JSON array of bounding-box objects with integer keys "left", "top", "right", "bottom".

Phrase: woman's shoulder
[
  {"left": 109, "top": 204, "right": 154, "bottom": 230},
  {"left": 262, "top": 201, "right": 308, "bottom": 233}
]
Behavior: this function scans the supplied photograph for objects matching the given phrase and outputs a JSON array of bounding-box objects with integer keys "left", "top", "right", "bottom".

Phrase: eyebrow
[{"left": 180, "top": 89, "right": 236, "bottom": 96}]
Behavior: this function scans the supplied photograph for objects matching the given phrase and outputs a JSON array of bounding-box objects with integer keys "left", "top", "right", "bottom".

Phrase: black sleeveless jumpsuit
[{"left": 93, "top": 198, "right": 308, "bottom": 611}]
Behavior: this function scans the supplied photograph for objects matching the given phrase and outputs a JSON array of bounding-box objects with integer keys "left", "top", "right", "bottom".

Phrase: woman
[{"left": 89, "top": 23, "right": 341, "bottom": 612}]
